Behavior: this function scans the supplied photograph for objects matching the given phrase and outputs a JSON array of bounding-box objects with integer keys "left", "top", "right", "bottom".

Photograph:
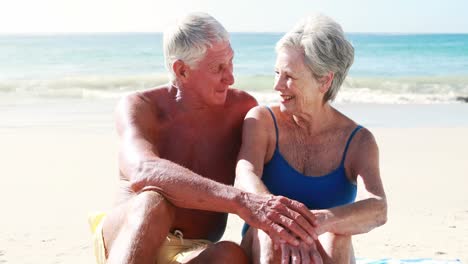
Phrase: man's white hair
[
  {"left": 276, "top": 13, "right": 354, "bottom": 102},
  {"left": 163, "top": 12, "right": 230, "bottom": 82}
]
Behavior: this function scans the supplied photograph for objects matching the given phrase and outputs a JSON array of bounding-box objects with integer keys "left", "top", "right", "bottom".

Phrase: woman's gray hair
[
  {"left": 163, "top": 12, "right": 230, "bottom": 81},
  {"left": 276, "top": 13, "right": 354, "bottom": 102}
]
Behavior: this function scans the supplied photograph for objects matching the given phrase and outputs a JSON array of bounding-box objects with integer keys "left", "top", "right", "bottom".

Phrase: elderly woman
[{"left": 235, "top": 14, "right": 387, "bottom": 264}]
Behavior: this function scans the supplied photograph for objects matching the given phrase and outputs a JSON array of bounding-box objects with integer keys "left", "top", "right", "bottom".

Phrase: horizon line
[{"left": 1, "top": 31, "right": 468, "bottom": 36}]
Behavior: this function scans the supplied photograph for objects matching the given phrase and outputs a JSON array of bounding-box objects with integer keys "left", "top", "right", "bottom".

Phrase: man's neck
[{"left": 169, "top": 82, "right": 223, "bottom": 111}]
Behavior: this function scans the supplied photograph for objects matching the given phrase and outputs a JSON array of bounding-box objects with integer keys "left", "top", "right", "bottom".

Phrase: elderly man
[{"left": 91, "top": 12, "right": 318, "bottom": 264}]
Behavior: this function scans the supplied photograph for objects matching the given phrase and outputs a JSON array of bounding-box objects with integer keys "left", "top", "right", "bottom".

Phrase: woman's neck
[{"left": 290, "top": 102, "right": 335, "bottom": 135}]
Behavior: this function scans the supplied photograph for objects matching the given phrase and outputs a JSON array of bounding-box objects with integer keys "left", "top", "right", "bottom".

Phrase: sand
[{"left": 1, "top": 113, "right": 467, "bottom": 263}]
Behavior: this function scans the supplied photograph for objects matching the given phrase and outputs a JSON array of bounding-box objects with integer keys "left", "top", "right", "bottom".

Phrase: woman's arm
[
  {"left": 235, "top": 106, "right": 273, "bottom": 194},
  {"left": 314, "top": 128, "right": 387, "bottom": 236}
]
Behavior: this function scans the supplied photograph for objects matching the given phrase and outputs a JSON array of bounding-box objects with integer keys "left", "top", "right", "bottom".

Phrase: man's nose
[{"left": 223, "top": 67, "right": 234, "bottom": 85}]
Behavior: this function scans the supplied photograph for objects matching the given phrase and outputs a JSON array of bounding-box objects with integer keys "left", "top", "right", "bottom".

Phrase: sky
[{"left": 1, "top": 0, "right": 467, "bottom": 34}]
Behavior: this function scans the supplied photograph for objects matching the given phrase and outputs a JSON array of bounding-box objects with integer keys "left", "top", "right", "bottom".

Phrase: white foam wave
[
  {"left": 336, "top": 88, "right": 463, "bottom": 104},
  {"left": 0, "top": 74, "right": 169, "bottom": 99},
  {"left": 1, "top": 74, "right": 468, "bottom": 103},
  {"left": 250, "top": 89, "right": 466, "bottom": 105}
]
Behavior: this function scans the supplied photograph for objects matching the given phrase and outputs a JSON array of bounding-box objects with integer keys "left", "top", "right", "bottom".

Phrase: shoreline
[{"left": 2, "top": 94, "right": 468, "bottom": 131}]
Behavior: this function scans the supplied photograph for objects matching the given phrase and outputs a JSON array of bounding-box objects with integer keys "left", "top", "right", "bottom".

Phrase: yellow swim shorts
[{"left": 88, "top": 212, "right": 212, "bottom": 264}]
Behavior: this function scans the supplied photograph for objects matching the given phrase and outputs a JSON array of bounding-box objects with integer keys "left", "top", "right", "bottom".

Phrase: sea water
[{"left": 1, "top": 33, "right": 468, "bottom": 104}]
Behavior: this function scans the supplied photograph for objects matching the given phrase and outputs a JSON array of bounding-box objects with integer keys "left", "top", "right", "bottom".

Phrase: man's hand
[
  {"left": 238, "top": 192, "right": 318, "bottom": 246},
  {"left": 280, "top": 241, "right": 323, "bottom": 264}
]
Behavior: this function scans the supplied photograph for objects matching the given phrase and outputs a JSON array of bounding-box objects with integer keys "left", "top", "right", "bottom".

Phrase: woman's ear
[
  {"left": 318, "top": 72, "right": 334, "bottom": 93},
  {"left": 172, "top": 60, "right": 190, "bottom": 82}
]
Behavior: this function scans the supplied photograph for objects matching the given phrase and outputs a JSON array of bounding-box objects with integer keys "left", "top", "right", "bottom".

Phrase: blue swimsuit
[{"left": 242, "top": 107, "right": 361, "bottom": 235}]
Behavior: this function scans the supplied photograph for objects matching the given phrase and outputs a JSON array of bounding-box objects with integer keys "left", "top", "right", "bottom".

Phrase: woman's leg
[
  {"left": 241, "top": 227, "right": 282, "bottom": 264},
  {"left": 317, "top": 232, "right": 354, "bottom": 264}
]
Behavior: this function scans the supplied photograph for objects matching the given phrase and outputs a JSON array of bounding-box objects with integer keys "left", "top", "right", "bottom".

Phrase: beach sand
[{"left": 1, "top": 103, "right": 467, "bottom": 263}]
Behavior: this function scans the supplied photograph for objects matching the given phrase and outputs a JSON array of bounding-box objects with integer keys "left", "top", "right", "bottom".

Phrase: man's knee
[
  {"left": 129, "top": 190, "right": 175, "bottom": 227},
  {"left": 103, "top": 191, "right": 175, "bottom": 261},
  {"left": 211, "top": 241, "right": 249, "bottom": 264}
]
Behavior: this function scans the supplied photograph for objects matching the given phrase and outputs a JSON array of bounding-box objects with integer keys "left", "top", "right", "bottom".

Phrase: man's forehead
[{"left": 206, "top": 42, "right": 234, "bottom": 60}]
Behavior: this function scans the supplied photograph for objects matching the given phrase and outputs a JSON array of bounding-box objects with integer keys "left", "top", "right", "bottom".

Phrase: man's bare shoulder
[
  {"left": 116, "top": 85, "right": 174, "bottom": 113},
  {"left": 133, "top": 84, "right": 174, "bottom": 105},
  {"left": 115, "top": 85, "right": 174, "bottom": 133}
]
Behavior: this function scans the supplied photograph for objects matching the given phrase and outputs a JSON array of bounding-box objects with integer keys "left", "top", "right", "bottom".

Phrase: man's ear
[
  {"left": 318, "top": 72, "right": 334, "bottom": 93},
  {"left": 172, "top": 60, "right": 190, "bottom": 81}
]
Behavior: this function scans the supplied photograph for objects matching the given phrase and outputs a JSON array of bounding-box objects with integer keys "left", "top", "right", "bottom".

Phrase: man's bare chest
[
  {"left": 159, "top": 128, "right": 234, "bottom": 157},
  {"left": 156, "top": 120, "right": 242, "bottom": 181}
]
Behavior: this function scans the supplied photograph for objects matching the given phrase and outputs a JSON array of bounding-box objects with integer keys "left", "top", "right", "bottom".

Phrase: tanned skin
[{"left": 102, "top": 41, "right": 319, "bottom": 264}]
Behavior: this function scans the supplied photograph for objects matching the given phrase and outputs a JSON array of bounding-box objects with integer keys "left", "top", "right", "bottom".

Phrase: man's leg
[
  {"left": 317, "top": 232, "right": 354, "bottom": 264},
  {"left": 103, "top": 191, "right": 175, "bottom": 264},
  {"left": 183, "top": 241, "right": 249, "bottom": 264}
]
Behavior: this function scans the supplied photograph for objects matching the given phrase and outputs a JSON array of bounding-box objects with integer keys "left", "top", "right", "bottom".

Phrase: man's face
[{"left": 185, "top": 41, "right": 235, "bottom": 106}]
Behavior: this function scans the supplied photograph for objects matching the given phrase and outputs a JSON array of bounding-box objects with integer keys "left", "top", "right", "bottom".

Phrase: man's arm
[
  {"left": 116, "top": 93, "right": 316, "bottom": 246},
  {"left": 117, "top": 92, "right": 239, "bottom": 210},
  {"left": 313, "top": 128, "right": 387, "bottom": 236}
]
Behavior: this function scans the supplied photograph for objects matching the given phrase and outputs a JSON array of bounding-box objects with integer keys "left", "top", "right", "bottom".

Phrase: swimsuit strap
[
  {"left": 264, "top": 106, "right": 279, "bottom": 149},
  {"left": 340, "top": 125, "right": 363, "bottom": 166}
]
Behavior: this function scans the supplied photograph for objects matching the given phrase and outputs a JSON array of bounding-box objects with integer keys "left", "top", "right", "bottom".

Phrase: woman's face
[{"left": 274, "top": 47, "right": 324, "bottom": 114}]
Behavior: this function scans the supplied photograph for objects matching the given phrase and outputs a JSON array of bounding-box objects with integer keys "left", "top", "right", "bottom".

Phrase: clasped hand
[{"left": 241, "top": 193, "right": 318, "bottom": 247}]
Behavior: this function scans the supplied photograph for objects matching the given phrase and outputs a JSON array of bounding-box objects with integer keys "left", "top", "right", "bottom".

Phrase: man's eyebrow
[{"left": 208, "top": 54, "right": 234, "bottom": 66}]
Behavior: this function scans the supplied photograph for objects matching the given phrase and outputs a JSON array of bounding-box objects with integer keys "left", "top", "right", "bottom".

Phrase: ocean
[{"left": 1, "top": 33, "right": 468, "bottom": 104}]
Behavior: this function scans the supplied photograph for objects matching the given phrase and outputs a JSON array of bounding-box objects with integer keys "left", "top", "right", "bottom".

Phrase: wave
[
  {"left": 1, "top": 74, "right": 468, "bottom": 104},
  {"left": 338, "top": 76, "right": 468, "bottom": 103},
  {"left": 0, "top": 74, "right": 170, "bottom": 99},
  {"left": 240, "top": 75, "right": 468, "bottom": 104}
]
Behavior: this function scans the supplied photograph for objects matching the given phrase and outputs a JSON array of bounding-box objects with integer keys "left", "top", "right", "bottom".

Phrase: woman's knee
[
  {"left": 246, "top": 228, "right": 279, "bottom": 264},
  {"left": 318, "top": 233, "right": 353, "bottom": 264},
  {"left": 240, "top": 227, "right": 254, "bottom": 258}
]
